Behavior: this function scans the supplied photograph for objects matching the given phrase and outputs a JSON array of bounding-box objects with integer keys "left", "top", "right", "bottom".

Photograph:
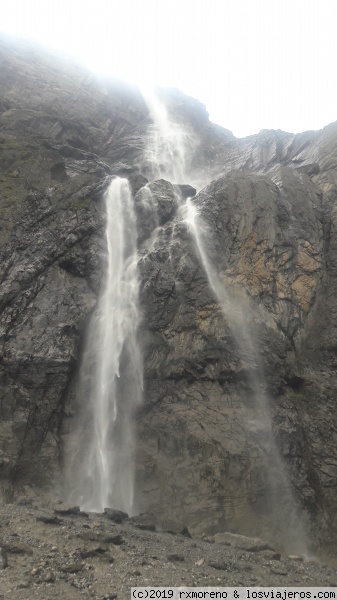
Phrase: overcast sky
[{"left": 1, "top": 0, "right": 336, "bottom": 138}]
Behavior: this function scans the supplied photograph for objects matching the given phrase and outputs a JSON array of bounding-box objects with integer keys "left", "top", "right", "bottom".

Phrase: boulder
[
  {"left": 103, "top": 508, "right": 129, "bottom": 523},
  {"left": 214, "top": 532, "right": 272, "bottom": 552}
]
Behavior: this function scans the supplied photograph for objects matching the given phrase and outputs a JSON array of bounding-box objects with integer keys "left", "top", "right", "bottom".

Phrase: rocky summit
[{"left": 1, "top": 32, "right": 337, "bottom": 594}]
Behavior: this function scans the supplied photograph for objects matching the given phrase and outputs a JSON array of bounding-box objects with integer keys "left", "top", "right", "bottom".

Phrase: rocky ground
[{"left": 0, "top": 498, "right": 336, "bottom": 600}]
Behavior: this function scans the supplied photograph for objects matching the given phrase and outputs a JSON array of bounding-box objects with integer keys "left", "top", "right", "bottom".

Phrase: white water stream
[
  {"left": 184, "top": 199, "right": 308, "bottom": 553},
  {"left": 142, "top": 87, "right": 195, "bottom": 185},
  {"left": 142, "top": 88, "right": 308, "bottom": 551},
  {"left": 68, "top": 177, "right": 142, "bottom": 514}
]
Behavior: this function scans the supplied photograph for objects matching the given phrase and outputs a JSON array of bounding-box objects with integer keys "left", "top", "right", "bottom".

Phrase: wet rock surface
[
  {"left": 0, "top": 34, "right": 337, "bottom": 555},
  {"left": 0, "top": 501, "right": 336, "bottom": 600},
  {"left": 135, "top": 167, "right": 331, "bottom": 547}
]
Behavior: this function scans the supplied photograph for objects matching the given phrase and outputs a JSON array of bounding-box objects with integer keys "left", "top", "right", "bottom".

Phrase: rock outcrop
[{"left": 1, "top": 34, "right": 337, "bottom": 555}]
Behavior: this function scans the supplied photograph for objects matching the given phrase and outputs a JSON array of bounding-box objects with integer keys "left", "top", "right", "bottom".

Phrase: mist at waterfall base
[{"left": 66, "top": 178, "right": 142, "bottom": 515}]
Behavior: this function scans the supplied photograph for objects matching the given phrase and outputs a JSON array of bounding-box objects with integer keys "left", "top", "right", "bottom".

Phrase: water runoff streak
[
  {"left": 184, "top": 200, "right": 308, "bottom": 553},
  {"left": 68, "top": 177, "right": 142, "bottom": 514}
]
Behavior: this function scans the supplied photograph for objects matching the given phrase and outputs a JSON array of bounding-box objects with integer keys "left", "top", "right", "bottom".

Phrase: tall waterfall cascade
[
  {"left": 184, "top": 199, "right": 308, "bottom": 554},
  {"left": 144, "top": 89, "right": 308, "bottom": 553},
  {"left": 67, "top": 177, "right": 142, "bottom": 514},
  {"left": 66, "top": 87, "right": 308, "bottom": 551}
]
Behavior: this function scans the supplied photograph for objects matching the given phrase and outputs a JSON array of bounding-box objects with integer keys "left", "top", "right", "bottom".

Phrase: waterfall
[
  {"left": 65, "top": 87, "right": 308, "bottom": 549},
  {"left": 141, "top": 87, "right": 195, "bottom": 185},
  {"left": 184, "top": 199, "right": 308, "bottom": 554},
  {"left": 140, "top": 86, "right": 306, "bottom": 553},
  {"left": 67, "top": 177, "right": 142, "bottom": 514},
  {"left": 139, "top": 89, "right": 308, "bottom": 552}
]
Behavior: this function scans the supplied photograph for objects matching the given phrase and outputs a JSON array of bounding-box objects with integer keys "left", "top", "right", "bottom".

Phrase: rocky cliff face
[{"left": 1, "top": 35, "right": 337, "bottom": 555}]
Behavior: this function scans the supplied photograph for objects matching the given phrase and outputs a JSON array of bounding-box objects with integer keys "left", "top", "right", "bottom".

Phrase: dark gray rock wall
[
  {"left": 1, "top": 35, "right": 337, "bottom": 553},
  {"left": 134, "top": 171, "right": 326, "bottom": 547}
]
